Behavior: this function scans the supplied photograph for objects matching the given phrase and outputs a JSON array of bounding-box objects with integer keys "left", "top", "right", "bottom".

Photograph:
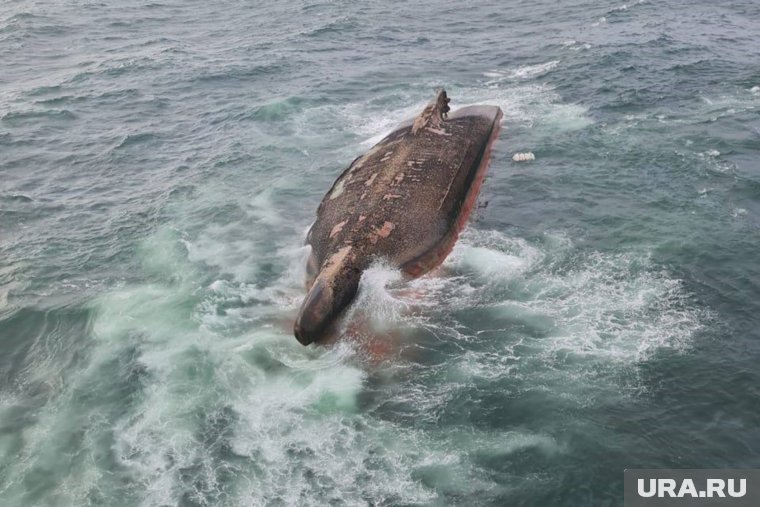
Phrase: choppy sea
[{"left": 2, "top": 0, "right": 760, "bottom": 505}]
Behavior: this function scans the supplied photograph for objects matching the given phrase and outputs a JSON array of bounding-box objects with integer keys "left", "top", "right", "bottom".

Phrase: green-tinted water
[{"left": 2, "top": 0, "right": 760, "bottom": 505}]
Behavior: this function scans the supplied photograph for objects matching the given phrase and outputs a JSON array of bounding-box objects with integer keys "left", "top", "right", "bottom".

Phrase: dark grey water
[{"left": 2, "top": 0, "right": 760, "bottom": 505}]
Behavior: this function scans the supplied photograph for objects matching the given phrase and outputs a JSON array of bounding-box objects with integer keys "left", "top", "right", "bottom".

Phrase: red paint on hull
[{"left": 401, "top": 110, "right": 504, "bottom": 277}]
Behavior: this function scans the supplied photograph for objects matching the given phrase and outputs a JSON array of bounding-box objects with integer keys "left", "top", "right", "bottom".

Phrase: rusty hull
[{"left": 294, "top": 90, "right": 503, "bottom": 345}]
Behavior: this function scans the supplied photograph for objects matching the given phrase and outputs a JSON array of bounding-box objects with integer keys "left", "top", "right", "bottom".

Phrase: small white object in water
[
  {"left": 751, "top": 86, "right": 760, "bottom": 94},
  {"left": 512, "top": 152, "right": 536, "bottom": 162}
]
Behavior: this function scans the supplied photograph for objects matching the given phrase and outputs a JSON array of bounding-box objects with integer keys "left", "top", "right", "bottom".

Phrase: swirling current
[{"left": 1, "top": 0, "right": 760, "bottom": 505}]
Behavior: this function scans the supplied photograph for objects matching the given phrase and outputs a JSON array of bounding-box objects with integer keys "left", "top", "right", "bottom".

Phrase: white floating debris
[
  {"left": 751, "top": 86, "right": 760, "bottom": 94},
  {"left": 512, "top": 152, "right": 536, "bottom": 162}
]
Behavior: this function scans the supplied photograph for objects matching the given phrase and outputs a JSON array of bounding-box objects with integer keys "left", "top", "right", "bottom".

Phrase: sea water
[{"left": 1, "top": 0, "right": 759, "bottom": 505}]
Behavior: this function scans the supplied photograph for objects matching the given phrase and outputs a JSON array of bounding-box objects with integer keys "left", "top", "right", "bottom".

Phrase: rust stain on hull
[{"left": 294, "top": 90, "right": 504, "bottom": 345}]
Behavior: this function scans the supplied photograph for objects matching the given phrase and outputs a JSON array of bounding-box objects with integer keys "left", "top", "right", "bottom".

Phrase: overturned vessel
[{"left": 294, "top": 90, "right": 503, "bottom": 345}]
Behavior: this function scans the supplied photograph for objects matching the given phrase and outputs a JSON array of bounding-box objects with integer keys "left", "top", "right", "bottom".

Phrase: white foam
[
  {"left": 6, "top": 220, "right": 709, "bottom": 506},
  {"left": 698, "top": 91, "right": 759, "bottom": 122},
  {"left": 388, "top": 230, "right": 708, "bottom": 401},
  {"left": 354, "top": 101, "right": 427, "bottom": 146},
  {"left": 74, "top": 225, "right": 458, "bottom": 505},
  {"left": 0, "top": 280, "right": 16, "bottom": 317},
  {"left": 610, "top": 0, "right": 648, "bottom": 12},
  {"left": 293, "top": 98, "right": 425, "bottom": 149},
  {"left": 509, "top": 60, "right": 560, "bottom": 80},
  {"left": 566, "top": 42, "right": 593, "bottom": 51},
  {"left": 291, "top": 78, "right": 591, "bottom": 161},
  {"left": 346, "top": 261, "right": 407, "bottom": 331},
  {"left": 180, "top": 186, "right": 300, "bottom": 283},
  {"left": 483, "top": 60, "right": 560, "bottom": 83},
  {"left": 527, "top": 251, "right": 701, "bottom": 363},
  {"left": 447, "top": 232, "right": 542, "bottom": 281},
  {"left": 463, "top": 84, "right": 593, "bottom": 134},
  {"left": 83, "top": 239, "right": 381, "bottom": 505},
  {"left": 696, "top": 149, "right": 733, "bottom": 174}
]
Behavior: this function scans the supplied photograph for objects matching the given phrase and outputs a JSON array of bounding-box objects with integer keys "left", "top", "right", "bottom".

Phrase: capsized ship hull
[{"left": 295, "top": 90, "right": 503, "bottom": 345}]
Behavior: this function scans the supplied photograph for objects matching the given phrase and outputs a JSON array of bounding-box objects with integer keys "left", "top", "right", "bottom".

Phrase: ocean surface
[{"left": 1, "top": 0, "right": 760, "bottom": 505}]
